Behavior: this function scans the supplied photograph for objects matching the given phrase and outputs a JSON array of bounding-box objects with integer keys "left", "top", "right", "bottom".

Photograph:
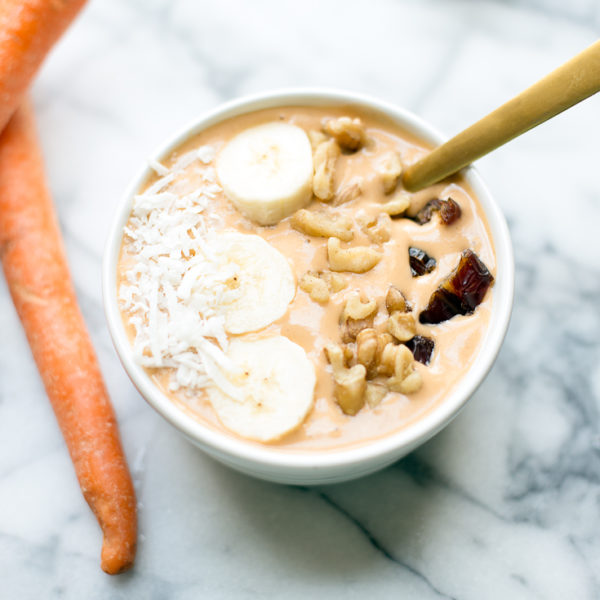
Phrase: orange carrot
[
  {"left": 0, "top": 100, "right": 137, "bottom": 575},
  {"left": 0, "top": 0, "right": 87, "bottom": 133}
]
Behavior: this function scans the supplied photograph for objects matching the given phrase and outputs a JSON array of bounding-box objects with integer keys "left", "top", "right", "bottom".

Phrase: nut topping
[
  {"left": 313, "top": 139, "right": 340, "bottom": 201},
  {"left": 356, "top": 328, "right": 378, "bottom": 378},
  {"left": 365, "top": 383, "right": 387, "bottom": 408},
  {"left": 342, "top": 294, "right": 378, "bottom": 320},
  {"left": 323, "top": 117, "right": 366, "bottom": 151},
  {"left": 308, "top": 129, "right": 328, "bottom": 152},
  {"left": 360, "top": 212, "right": 392, "bottom": 244},
  {"left": 387, "top": 312, "right": 417, "bottom": 342},
  {"left": 325, "top": 344, "right": 367, "bottom": 415},
  {"left": 290, "top": 209, "right": 353, "bottom": 241},
  {"left": 327, "top": 237, "right": 382, "bottom": 273},
  {"left": 379, "top": 152, "right": 403, "bottom": 194},
  {"left": 381, "top": 343, "right": 423, "bottom": 394},
  {"left": 327, "top": 272, "right": 348, "bottom": 293},
  {"left": 333, "top": 180, "right": 362, "bottom": 206},
  {"left": 381, "top": 192, "right": 411, "bottom": 217},
  {"left": 340, "top": 293, "right": 378, "bottom": 343},
  {"left": 385, "top": 286, "right": 409, "bottom": 314},
  {"left": 356, "top": 328, "right": 394, "bottom": 379},
  {"left": 299, "top": 271, "right": 348, "bottom": 304},
  {"left": 299, "top": 273, "right": 331, "bottom": 303}
]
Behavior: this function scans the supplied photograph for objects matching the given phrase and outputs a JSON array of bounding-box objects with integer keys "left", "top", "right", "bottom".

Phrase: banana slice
[
  {"left": 214, "top": 232, "right": 295, "bottom": 334},
  {"left": 216, "top": 122, "right": 314, "bottom": 225},
  {"left": 207, "top": 336, "right": 316, "bottom": 442}
]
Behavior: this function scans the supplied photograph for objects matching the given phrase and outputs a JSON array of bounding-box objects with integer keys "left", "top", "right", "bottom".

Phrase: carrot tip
[{"left": 101, "top": 542, "right": 137, "bottom": 575}]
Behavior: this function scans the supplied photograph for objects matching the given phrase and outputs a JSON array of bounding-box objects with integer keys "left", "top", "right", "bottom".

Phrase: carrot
[
  {"left": 0, "top": 100, "right": 137, "bottom": 575},
  {"left": 0, "top": 0, "right": 87, "bottom": 133}
]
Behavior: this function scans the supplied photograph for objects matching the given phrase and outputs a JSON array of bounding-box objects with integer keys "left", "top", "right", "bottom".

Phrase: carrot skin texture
[
  {"left": 0, "top": 0, "right": 87, "bottom": 132},
  {"left": 0, "top": 102, "right": 137, "bottom": 575}
]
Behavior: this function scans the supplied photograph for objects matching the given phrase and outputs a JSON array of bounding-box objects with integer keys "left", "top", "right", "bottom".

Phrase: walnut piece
[
  {"left": 333, "top": 180, "right": 362, "bottom": 206},
  {"left": 356, "top": 328, "right": 378, "bottom": 377},
  {"left": 387, "top": 312, "right": 417, "bottom": 342},
  {"left": 327, "top": 237, "right": 382, "bottom": 273},
  {"left": 342, "top": 294, "right": 377, "bottom": 321},
  {"left": 327, "top": 272, "right": 348, "bottom": 292},
  {"left": 379, "top": 343, "right": 399, "bottom": 377},
  {"left": 341, "top": 317, "right": 373, "bottom": 344},
  {"left": 313, "top": 139, "right": 340, "bottom": 201},
  {"left": 323, "top": 117, "right": 366, "bottom": 151},
  {"left": 308, "top": 129, "right": 328, "bottom": 152},
  {"left": 379, "top": 152, "right": 404, "bottom": 194},
  {"left": 299, "top": 270, "right": 348, "bottom": 303},
  {"left": 382, "top": 192, "right": 411, "bottom": 216},
  {"left": 299, "top": 273, "right": 330, "bottom": 303},
  {"left": 360, "top": 212, "right": 392, "bottom": 244},
  {"left": 380, "top": 343, "right": 423, "bottom": 394},
  {"left": 290, "top": 209, "right": 353, "bottom": 242},
  {"left": 365, "top": 383, "right": 387, "bottom": 408},
  {"left": 386, "top": 285, "right": 416, "bottom": 341},
  {"left": 342, "top": 343, "right": 355, "bottom": 366},
  {"left": 340, "top": 294, "right": 378, "bottom": 343},
  {"left": 395, "top": 371, "right": 423, "bottom": 394},
  {"left": 385, "top": 286, "right": 408, "bottom": 313},
  {"left": 325, "top": 344, "right": 367, "bottom": 415},
  {"left": 356, "top": 328, "right": 394, "bottom": 379}
]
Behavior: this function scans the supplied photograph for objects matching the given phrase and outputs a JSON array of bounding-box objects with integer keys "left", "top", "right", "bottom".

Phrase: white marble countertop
[{"left": 2, "top": 0, "right": 600, "bottom": 597}]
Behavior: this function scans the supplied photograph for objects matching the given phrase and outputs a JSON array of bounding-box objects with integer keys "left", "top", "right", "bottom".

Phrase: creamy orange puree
[{"left": 118, "top": 106, "right": 495, "bottom": 452}]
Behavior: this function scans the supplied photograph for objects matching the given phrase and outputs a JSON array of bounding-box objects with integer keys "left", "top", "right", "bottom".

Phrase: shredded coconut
[
  {"left": 197, "top": 145, "right": 216, "bottom": 164},
  {"left": 119, "top": 145, "right": 238, "bottom": 392},
  {"left": 148, "top": 158, "right": 170, "bottom": 176}
]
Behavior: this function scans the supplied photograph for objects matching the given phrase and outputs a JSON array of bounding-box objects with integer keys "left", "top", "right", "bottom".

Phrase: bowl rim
[{"left": 102, "top": 87, "right": 514, "bottom": 472}]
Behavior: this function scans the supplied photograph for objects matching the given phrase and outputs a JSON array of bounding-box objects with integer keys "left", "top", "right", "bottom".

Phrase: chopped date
[
  {"left": 419, "top": 249, "right": 494, "bottom": 324},
  {"left": 451, "top": 249, "right": 494, "bottom": 311},
  {"left": 439, "top": 198, "right": 461, "bottom": 224},
  {"left": 414, "top": 197, "right": 461, "bottom": 225},
  {"left": 405, "top": 336, "right": 435, "bottom": 365},
  {"left": 420, "top": 288, "right": 464, "bottom": 324},
  {"left": 409, "top": 246, "right": 436, "bottom": 277},
  {"left": 414, "top": 199, "right": 440, "bottom": 225}
]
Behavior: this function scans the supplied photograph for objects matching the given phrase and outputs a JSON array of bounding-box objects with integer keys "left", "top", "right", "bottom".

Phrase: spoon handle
[{"left": 403, "top": 39, "right": 600, "bottom": 192}]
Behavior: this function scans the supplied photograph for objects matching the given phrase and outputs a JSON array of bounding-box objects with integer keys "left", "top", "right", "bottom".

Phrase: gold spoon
[{"left": 402, "top": 39, "right": 600, "bottom": 192}]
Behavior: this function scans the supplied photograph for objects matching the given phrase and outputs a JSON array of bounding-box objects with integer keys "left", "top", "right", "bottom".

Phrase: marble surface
[{"left": 1, "top": 0, "right": 599, "bottom": 597}]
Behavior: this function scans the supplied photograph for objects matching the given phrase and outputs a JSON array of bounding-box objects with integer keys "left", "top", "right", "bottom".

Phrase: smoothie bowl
[{"left": 103, "top": 89, "right": 514, "bottom": 485}]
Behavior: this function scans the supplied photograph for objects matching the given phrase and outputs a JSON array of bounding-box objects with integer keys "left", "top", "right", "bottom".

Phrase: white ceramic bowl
[{"left": 103, "top": 88, "right": 514, "bottom": 485}]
